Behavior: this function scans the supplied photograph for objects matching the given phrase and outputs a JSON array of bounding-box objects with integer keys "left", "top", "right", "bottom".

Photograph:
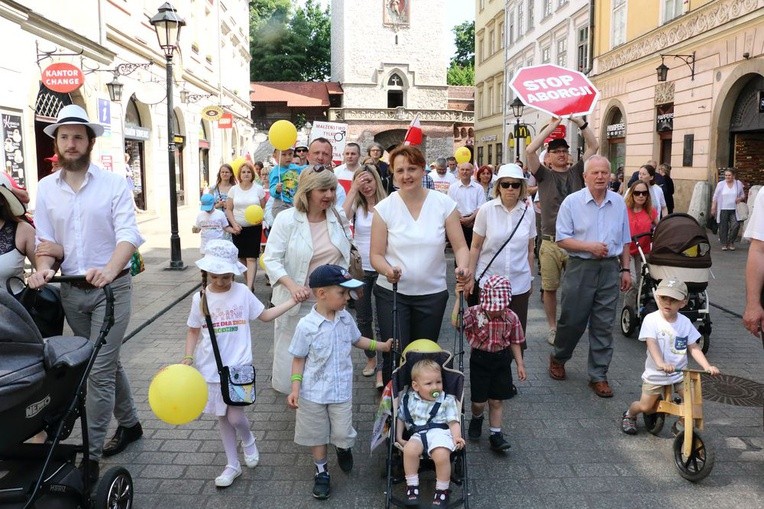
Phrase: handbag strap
[
  {"left": 202, "top": 292, "right": 226, "bottom": 374},
  {"left": 331, "top": 206, "right": 352, "bottom": 241},
  {"left": 477, "top": 203, "right": 528, "bottom": 283}
]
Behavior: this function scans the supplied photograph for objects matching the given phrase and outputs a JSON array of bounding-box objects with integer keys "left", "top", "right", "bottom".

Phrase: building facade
[
  {"left": 474, "top": 0, "right": 505, "bottom": 167},
  {"left": 501, "top": 0, "right": 593, "bottom": 164},
  {"left": 0, "top": 0, "right": 252, "bottom": 215},
  {"left": 328, "top": 0, "right": 473, "bottom": 161},
  {"left": 590, "top": 0, "right": 764, "bottom": 211}
]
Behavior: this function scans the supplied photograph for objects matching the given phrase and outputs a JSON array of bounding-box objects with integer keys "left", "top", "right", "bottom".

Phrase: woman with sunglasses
[
  {"left": 624, "top": 180, "right": 658, "bottom": 282},
  {"left": 343, "top": 164, "right": 388, "bottom": 389},
  {"left": 370, "top": 145, "right": 472, "bottom": 384},
  {"left": 262, "top": 167, "right": 353, "bottom": 394},
  {"left": 634, "top": 164, "right": 668, "bottom": 220},
  {"left": 466, "top": 164, "right": 536, "bottom": 333}
]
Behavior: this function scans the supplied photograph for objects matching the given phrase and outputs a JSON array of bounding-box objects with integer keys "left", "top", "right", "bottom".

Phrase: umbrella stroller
[
  {"left": 0, "top": 277, "right": 133, "bottom": 509},
  {"left": 620, "top": 213, "right": 713, "bottom": 352},
  {"left": 384, "top": 288, "right": 469, "bottom": 508}
]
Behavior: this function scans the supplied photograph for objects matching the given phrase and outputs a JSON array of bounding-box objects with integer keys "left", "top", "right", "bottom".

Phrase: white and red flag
[{"left": 403, "top": 113, "right": 423, "bottom": 145}]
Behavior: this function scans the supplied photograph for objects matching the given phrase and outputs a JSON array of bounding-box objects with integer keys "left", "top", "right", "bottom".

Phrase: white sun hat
[
  {"left": 43, "top": 105, "right": 105, "bottom": 138},
  {"left": 195, "top": 240, "right": 247, "bottom": 275},
  {"left": 496, "top": 164, "right": 526, "bottom": 181}
]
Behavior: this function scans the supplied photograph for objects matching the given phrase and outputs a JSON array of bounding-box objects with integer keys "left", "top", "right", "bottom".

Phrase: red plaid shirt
[{"left": 462, "top": 306, "right": 525, "bottom": 352}]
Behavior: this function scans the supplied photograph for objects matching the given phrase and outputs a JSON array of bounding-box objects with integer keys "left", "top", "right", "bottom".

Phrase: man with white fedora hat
[{"left": 29, "top": 104, "right": 145, "bottom": 482}]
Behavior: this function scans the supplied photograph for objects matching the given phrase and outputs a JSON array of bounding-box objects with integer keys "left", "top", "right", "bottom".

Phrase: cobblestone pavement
[{"left": 94, "top": 208, "right": 762, "bottom": 508}]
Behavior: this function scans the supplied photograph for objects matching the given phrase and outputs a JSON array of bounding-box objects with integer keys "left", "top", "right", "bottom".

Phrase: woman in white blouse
[
  {"left": 711, "top": 168, "right": 746, "bottom": 251},
  {"left": 343, "top": 164, "right": 388, "bottom": 389},
  {"left": 262, "top": 167, "right": 352, "bottom": 394},
  {"left": 225, "top": 162, "right": 266, "bottom": 291},
  {"left": 466, "top": 164, "right": 536, "bottom": 333},
  {"left": 370, "top": 145, "right": 472, "bottom": 383}
]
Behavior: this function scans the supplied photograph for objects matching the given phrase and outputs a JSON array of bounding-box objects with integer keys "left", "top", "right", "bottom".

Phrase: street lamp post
[
  {"left": 511, "top": 97, "right": 525, "bottom": 162},
  {"left": 150, "top": 2, "right": 186, "bottom": 270}
]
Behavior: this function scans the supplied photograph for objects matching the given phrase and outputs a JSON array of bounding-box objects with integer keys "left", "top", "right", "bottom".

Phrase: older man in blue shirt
[{"left": 548, "top": 155, "right": 632, "bottom": 398}]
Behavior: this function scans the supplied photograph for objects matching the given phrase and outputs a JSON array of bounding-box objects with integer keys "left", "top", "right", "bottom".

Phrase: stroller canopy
[{"left": 647, "top": 213, "right": 712, "bottom": 269}]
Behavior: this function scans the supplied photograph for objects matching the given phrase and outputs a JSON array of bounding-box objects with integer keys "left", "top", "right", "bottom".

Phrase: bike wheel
[
  {"left": 643, "top": 411, "right": 665, "bottom": 435},
  {"left": 673, "top": 430, "right": 715, "bottom": 482}
]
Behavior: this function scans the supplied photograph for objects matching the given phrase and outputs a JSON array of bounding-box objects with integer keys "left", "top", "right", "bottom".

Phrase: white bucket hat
[
  {"left": 0, "top": 173, "right": 26, "bottom": 217},
  {"left": 496, "top": 164, "right": 526, "bottom": 181},
  {"left": 195, "top": 240, "right": 247, "bottom": 275},
  {"left": 43, "top": 105, "right": 105, "bottom": 138}
]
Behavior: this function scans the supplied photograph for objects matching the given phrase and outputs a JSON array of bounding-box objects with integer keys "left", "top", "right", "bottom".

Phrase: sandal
[{"left": 589, "top": 380, "right": 613, "bottom": 398}]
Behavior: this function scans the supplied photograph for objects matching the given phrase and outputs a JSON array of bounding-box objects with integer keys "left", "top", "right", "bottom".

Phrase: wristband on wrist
[
  {"left": 291, "top": 374, "right": 303, "bottom": 382},
  {"left": 369, "top": 340, "right": 377, "bottom": 352},
  {"left": 620, "top": 268, "right": 630, "bottom": 273},
  {"left": 183, "top": 355, "right": 194, "bottom": 361},
  {"left": 579, "top": 121, "right": 588, "bottom": 130}
]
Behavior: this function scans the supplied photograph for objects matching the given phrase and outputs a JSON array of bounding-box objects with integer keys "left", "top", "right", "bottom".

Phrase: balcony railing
[{"left": 328, "top": 107, "right": 474, "bottom": 124}]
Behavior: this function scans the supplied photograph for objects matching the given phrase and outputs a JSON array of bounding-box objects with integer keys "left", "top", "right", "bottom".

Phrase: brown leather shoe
[
  {"left": 589, "top": 380, "right": 613, "bottom": 398},
  {"left": 548, "top": 355, "right": 566, "bottom": 380}
]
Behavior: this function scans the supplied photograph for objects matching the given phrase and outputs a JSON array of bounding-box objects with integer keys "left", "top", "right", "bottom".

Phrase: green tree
[
  {"left": 249, "top": 0, "right": 330, "bottom": 81},
  {"left": 447, "top": 20, "right": 475, "bottom": 85}
]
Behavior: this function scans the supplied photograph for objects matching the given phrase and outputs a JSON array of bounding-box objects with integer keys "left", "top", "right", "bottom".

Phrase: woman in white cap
[
  {"left": 0, "top": 174, "right": 36, "bottom": 291},
  {"left": 466, "top": 163, "right": 536, "bottom": 334}
]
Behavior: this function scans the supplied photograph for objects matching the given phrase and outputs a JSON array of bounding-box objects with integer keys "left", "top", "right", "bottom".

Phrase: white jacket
[{"left": 263, "top": 207, "right": 351, "bottom": 316}]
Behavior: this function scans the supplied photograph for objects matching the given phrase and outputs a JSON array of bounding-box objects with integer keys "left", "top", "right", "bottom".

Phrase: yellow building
[
  {"left": 590, "top": 0, "right": 764, "bottom": 210},
  {"left": 474, "top": 0, "right": 506, "bottom": 167}
]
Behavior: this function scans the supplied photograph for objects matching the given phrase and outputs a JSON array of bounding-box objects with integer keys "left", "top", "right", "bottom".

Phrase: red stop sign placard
[
  {"left": 42, "top": 62, "right": 85, "bottom": 94},
  {"left": 509, "top": 64, "right": 600, "bottom": 118}
]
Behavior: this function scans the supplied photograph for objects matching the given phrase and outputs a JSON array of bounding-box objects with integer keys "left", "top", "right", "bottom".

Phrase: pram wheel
[
  {"left": 643, "top": 411, "right": 665, "bottom": 435},
  {"left": 620, "top": 305, "right": 637, "bottom": 337},
  {"left": 698, "top": 334, "right": 710, "bottom": 354},
  {"left": 673, "top": 430, "right": 715, "bottom": 482},
  {"left": 94, "top": 466, "right": 133, "bottom": 509}
]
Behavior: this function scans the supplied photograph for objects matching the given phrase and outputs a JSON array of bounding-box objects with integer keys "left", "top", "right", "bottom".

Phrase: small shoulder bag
[
  {"left": 203, "top": 296, "right": 256, "bottom": 406},
  {"left": 331, "top": 207, "right": 364, "bottom": 280}
]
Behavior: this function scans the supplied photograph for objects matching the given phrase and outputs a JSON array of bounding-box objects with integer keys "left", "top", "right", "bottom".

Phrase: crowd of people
[{"left": 3, "top": 105, "right": 763, "bottom": 505}]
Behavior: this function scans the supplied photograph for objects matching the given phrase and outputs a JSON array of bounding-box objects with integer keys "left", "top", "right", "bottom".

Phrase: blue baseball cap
[
  {"left": 200, "top": 193, "right": 215, "bottom": 211},
  {"left": 309, "top": 264, "right": 364, "bottom": 289}
]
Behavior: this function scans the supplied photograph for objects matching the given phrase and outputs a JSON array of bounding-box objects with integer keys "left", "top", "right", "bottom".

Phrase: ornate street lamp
[
  {"left": 106, "top": 76, "right": 124, "bottom": 102},
  {"left": 511, "top": 97, "right": 525, "bottom": 161},
  {"left": 150, "top": 2, "right": 186, "bottom": 270}
]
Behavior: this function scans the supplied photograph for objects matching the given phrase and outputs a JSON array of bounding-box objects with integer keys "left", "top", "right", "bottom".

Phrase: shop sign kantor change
[
  {"left": 41, "top": 62, "right": 85, "bottom": 93},
  {"left": 509, "top": 64, "right": 600, "bottom": 118}
]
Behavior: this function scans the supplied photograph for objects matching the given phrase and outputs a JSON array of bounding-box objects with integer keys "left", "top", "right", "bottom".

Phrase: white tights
[{"left": 218, "top": 406, "right": 255, "bottom": 469}]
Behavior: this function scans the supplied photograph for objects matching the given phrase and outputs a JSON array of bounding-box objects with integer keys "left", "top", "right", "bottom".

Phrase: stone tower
[{"left": 329, "top": 0, "right": 471, "bottom": 160}]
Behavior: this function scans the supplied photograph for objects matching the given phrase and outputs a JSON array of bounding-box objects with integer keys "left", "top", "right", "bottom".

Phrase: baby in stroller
[{"left": 394, "top": 352, "right": 465, "bottom": 508}]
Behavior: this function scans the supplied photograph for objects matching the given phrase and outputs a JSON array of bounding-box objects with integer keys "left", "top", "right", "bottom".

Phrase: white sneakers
[
  {"left": 214, "top": 465, "right": 242, "bottom": 487},
  {"left": 243, "top": 439, "right": 260, "bottom": 468}
]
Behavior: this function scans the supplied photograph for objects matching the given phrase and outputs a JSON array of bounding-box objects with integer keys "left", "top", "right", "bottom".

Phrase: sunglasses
[
  {"left": 295, "top": 148, "right": 307, "bottom": 153},
  {"left": 632, "top": 190, "right": 649, "bottom": 197},
  {"left": 549, "top": 149, "right": 569, "bottom": 154},
  {"left": 499, "top": 181, "right": 522, "bottom": 189}
]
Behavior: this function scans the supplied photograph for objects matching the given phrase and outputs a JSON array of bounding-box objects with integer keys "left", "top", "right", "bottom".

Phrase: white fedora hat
[{"left": 43, "top": 105, "right": 105, "bottom": 138}]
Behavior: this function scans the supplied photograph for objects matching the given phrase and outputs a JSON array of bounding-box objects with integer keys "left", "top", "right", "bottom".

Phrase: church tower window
[{"left": 387, "top": 73, "right": 404, "bottom": 108}]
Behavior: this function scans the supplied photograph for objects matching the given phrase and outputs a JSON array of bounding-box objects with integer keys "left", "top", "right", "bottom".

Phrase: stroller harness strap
[{"left": 401, "top": 392, "right": 450, "bottom": 457}]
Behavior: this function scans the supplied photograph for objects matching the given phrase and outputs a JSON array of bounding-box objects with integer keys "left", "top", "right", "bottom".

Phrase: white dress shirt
[
  {"left": 34, "top": 163, "right": 144, "bottom": 275},
  {"left": 448, "top": 179, "right": 486, "bottom": 217}
]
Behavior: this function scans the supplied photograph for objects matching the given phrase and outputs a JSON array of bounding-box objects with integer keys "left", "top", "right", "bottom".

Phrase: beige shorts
[
  {"left": 294, "top": 398, "right": 357, "bottom": 449},
  {"left": 539, "top": 239, "right": 568, "bottom": 291},
  {"left": 642, "top": 381, "right": 683, "bottom": 396}
]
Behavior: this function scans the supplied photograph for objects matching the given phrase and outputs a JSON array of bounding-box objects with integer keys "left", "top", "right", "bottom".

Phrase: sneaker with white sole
[
  {"left": 312, "top": 471, "right": 331, "bottom": 499},
  {"left": 214, "top": 465, "right": 242, "bottom": 488},
  {"left": 621, "top": 411, "right": 637, "bottom": 435}
]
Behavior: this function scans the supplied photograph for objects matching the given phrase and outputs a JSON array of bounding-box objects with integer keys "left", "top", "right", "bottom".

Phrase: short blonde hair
[
  {"left": 293, "top": 167, "right": 338, "bottom": 213},
  {"left": 351, "top": 165, "right": 387, "bottom": 213},
  {"left": 410, "top": 358, "right": 441, "bottom": 382}
]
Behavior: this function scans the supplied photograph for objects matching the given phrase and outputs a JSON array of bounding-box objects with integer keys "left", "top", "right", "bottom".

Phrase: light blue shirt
[
  {"left": 288, "top": 306, "right": 361, "bottom": 404},
  {"left": 555, "top": 187, "right": 631, "bottom": 259}
]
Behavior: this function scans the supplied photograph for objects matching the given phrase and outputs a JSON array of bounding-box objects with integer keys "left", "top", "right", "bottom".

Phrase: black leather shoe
[
  {"left": 78, "top": 458, "right": 99, "bottom": 486},
  {"left": 102, "top": 422, "right": 143, "bottom": 457}
]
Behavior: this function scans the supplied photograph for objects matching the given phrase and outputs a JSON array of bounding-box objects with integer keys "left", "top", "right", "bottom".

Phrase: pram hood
[{"left": 647, "top": 213, "right": 712, "bottom": 269}]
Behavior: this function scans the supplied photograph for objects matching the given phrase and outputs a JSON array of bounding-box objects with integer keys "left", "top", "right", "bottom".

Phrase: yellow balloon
[
  {"left": 149, "top": 364, "right": 208, "bottom": 425},
  {"left": 402, "top": 339, "right": 442, "bottom": 359},
  {"left": 454, "top": 147, "right": 471, "bottom": 164},
  {"left": 259, "top": 255, "right": 266, "bottom": 270},
  {"left": 230, "top": 157, "right": 246, "bottom": 179},
  {"left": 268, "top": 120, "right": 298, "bottom": 151},
  {"left": 244, "top": 204, "right": 264, "bottom": 225}
]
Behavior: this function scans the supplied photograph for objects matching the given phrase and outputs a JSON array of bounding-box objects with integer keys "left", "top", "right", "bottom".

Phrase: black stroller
[
  {"left": 0, "top": 277, "right": 133, "bottom": 508},
  {"left": 620, "top": 213, "right": 713, "bottom": 353},
  {"left": 384, "top": 289, "right": 469, "bottom": 508}
]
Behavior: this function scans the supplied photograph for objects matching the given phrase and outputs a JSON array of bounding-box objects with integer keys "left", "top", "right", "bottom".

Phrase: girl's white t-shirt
[
  {"left": 195, "top": 209, "right": 229, "bottom": 254},
  {"left": 351, "top": 206, "right": 374, "bottom": 271},
  {"left": 638, "top": 310, "right": 701, "bottom": 385},
  {"left": 375, "top": 190, "right": 457, "bottom": 295},
  {"left": 187, "top": 282, "right": 265, "bottom": 382},
  {"left": 228, "top": 184, "right": 266, "bottom": 226}
]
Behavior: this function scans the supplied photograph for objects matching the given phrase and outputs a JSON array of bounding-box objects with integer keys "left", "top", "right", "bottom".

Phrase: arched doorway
[
  {"left": 34, "top": 84, "right": 73, "bottom": 181},
  {"left": 603, "top": 106, "right": 626, "bottom": 173},
  {"left": 727, "top": 74, "right": 764, "bottom": 186},
  {"left": 375, "top": 128, "right": 409, "bottom": 153},
  {"left": 125, "top": 96, "right": 150, "bottom": 211}
]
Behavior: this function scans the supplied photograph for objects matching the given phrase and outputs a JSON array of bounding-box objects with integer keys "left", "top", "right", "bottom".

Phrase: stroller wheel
[
  {"left": 94, "top": 466, "right": 133, "bottom": 509},
  {"left": 620, "top": 306, "right": 637, "bottom": 337},
  {"left": 698, "top": 334, "right": 710, "bottom": 354}
]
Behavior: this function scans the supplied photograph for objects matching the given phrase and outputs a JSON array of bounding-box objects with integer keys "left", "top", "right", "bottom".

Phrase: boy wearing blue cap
[
  {"left": 193, "top": 193, "right": 232, "bottom": 253},
  {"left": 287, "top": 264, "right": 392, "bottom": 500}
]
